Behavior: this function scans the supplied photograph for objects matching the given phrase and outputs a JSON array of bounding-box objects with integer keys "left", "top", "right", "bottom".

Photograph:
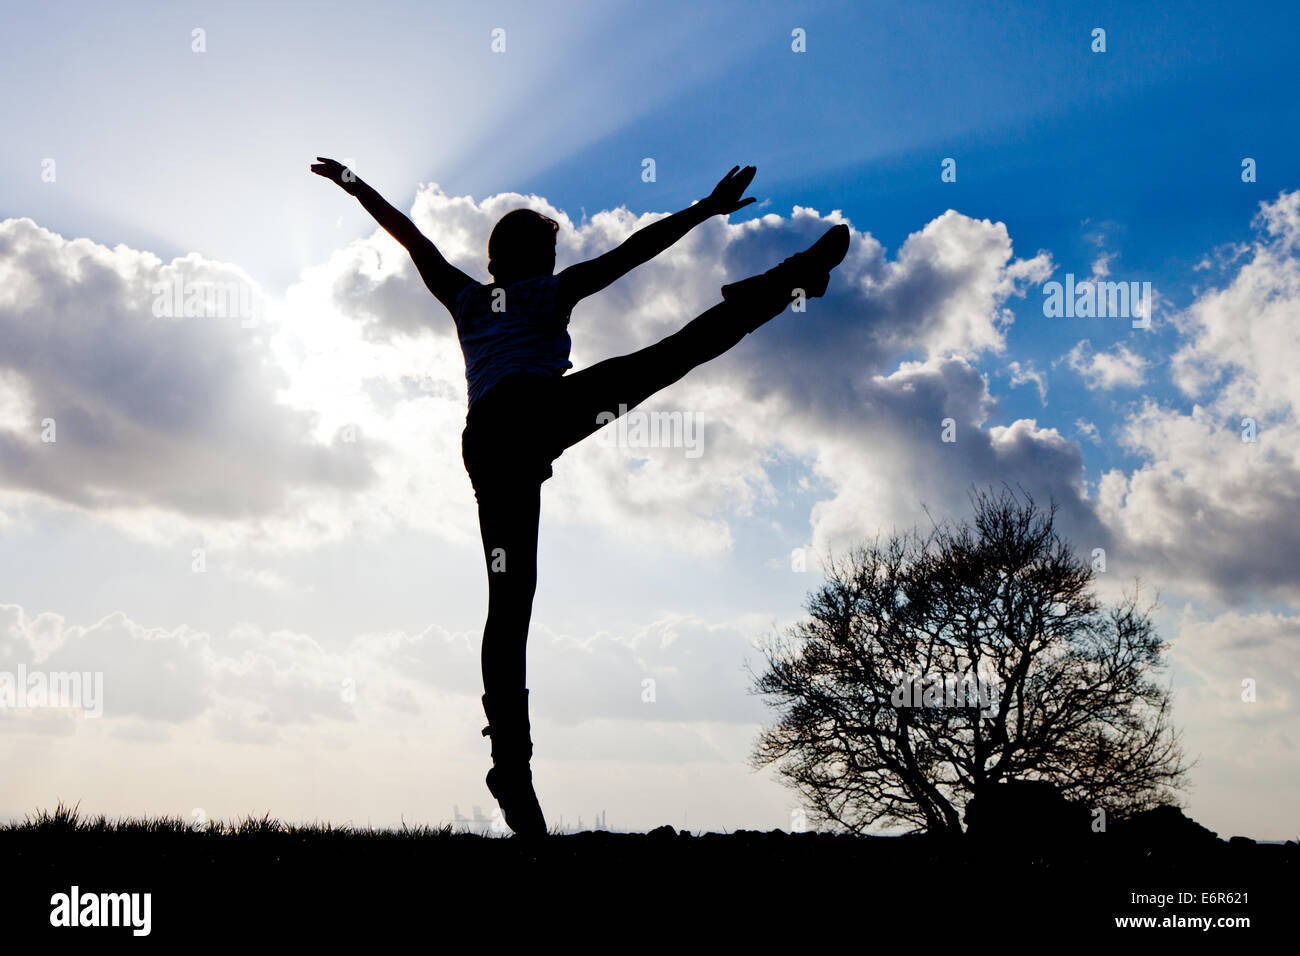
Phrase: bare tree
[{"left": 749, "top": 486, "right": 1190, "bottom": 835}]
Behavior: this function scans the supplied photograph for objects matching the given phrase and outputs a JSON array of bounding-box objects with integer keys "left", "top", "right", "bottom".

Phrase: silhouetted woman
[{"left": 312, "top": 158, "right": 849, "bottom": 835}]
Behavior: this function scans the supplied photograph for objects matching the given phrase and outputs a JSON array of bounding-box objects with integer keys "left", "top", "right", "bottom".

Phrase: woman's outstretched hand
[
  {"left": 311, "top": 156, "right": 362, "bottom": 194},
  {"left": 703, "top": 165, "right": 757, "bottom": 216}
]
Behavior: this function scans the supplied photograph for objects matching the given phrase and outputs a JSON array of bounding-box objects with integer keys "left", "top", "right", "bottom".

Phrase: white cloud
[
  {"left": 1007, "top": 360, "right": 1048, "bottom": 404},
  {"left": 0, "top": 218, "right": 377, "bottom": 544},
  {"left": 1162, "top": 604, "right": 1299, "bottom": 838},
  {"left": 0, "top": 599, "right": 776, "bottom": 740},
  {"left": 1098, "top": 190, "right": 1300, "bottom": 601},
  {"left": 1063, "top": 339, "right": 1148, "bottom": 389},
  {"left": 0, "top": 193, "right": 1070, "bottom": 560},
  {"left": 1171, "top": 190, "right": 1300, "bottom": 417}
]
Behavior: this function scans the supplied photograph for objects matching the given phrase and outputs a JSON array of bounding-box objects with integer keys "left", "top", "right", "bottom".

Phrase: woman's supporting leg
[
  {"left": 473, "top": 479, "right": 549, "bottom": 837},
  {"left": 475, "top": 480, "right": 541, "bottom": 695}
]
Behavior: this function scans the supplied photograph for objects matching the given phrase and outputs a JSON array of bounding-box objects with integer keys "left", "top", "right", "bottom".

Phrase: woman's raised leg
[
  {"left": 552, "top": 223, "right": 850, "bottom": 450},
  {"left": 552, "top": 300, "right": 754, "bottom": 451}
]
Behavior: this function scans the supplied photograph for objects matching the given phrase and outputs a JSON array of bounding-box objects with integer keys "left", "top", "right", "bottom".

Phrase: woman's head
[{"left": 488, "top": 209, "right": 558, "bottom": 284}]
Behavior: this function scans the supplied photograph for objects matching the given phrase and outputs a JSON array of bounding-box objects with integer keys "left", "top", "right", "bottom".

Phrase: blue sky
[{"left": 1, "top": 1, "right": 1298, "bottom": 837}]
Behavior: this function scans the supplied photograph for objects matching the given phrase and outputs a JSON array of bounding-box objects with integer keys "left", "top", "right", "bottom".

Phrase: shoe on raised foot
[{"left": 721, "top": 223, "right": 850, "bottom": 308}]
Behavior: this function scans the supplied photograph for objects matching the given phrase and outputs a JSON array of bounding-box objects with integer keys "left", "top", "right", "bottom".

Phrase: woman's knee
[{"left": 484, "top": 572, "right": 535, "bottom": 616}]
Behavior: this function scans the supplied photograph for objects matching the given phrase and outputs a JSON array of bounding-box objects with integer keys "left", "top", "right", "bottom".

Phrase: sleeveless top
[{"left": 452, "top": 274, "right": 574, "bottom": 410}]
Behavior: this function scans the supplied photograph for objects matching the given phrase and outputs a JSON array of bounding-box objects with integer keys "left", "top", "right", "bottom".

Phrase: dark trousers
[{"left": 462, "top": 298, "right": 772, "bottom": 695}]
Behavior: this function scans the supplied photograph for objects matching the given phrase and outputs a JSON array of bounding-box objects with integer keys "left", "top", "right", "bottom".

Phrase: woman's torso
[{"left": 453, "top": 274, "right": 574, "bottom": 411}]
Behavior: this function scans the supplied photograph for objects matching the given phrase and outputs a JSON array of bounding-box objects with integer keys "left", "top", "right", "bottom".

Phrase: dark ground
[{"left": 1, "top": 805, "right": 1292, "bottom": 943}]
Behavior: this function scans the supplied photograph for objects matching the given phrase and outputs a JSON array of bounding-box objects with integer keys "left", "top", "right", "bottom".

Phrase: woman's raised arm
[{"left": 311, "top": 157, "right": 474, "bottom": 313}]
